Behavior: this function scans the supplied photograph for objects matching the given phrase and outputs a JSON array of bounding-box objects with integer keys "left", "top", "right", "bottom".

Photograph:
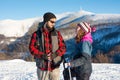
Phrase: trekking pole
[
  {"left": 48, "top": 60, "right": 51, "bottom": 71},
  {"left": 65, "top": 58, "right": 72, "bottom": 80},
  {"left": 47, "top": 53, "right": 52, "bottom": 71}
]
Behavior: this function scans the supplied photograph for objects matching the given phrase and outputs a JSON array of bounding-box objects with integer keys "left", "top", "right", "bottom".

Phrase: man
[{"left": 29, "top": 12, "right": 66, "bottom": 80}]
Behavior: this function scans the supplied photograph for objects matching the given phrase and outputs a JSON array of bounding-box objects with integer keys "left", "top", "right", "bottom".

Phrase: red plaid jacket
[{"left": 29, "top": 27, "right": 66, "bottom": 70}]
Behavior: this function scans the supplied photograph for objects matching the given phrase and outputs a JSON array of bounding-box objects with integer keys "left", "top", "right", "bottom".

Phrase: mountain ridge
[{"left": 0, "top": 10, "right": 120, "bottom": 63}]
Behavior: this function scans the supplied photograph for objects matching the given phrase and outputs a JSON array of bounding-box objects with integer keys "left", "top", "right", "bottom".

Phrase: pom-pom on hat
[{"left": 43, "top": 12, "right": 56, "bottom": 23}]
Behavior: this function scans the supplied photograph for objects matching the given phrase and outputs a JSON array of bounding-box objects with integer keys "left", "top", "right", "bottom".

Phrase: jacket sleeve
[
  {"left": 55, "top": 31, "right": 66, "bottom": 56},
  {"left": 81, "top": 41, "right": 92, "bottom": 57},
  {"left": 29, "top": 32, "right": 44, "bottom": 58}
]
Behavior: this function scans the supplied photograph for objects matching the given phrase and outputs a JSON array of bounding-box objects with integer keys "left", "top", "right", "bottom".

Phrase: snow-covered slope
[
  {"left": 55, "top": 10, "right": 94, "bottom": 28},
  {"left": 0, "top": 12, "right": 70, "bottom": 37},
  {"left": 0, "top": 18, "right": 42, "bottom": 37},
  {"left": 0, "top": 59, "right": 120, "bottom": 80},
  {"left": 0, "top": 10, "right": 120, "bottom": 37}
]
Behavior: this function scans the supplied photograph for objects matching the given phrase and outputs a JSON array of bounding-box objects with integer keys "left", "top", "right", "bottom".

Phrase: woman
[{"left": 68, "top": 22, "right": 96, "bottom": 80}]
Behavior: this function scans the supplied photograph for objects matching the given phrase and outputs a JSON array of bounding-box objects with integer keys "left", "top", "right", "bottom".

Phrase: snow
[
  {"left": 0, "top": 59, "right": 120, "bottom": 80},
  {"left": 92, "top": 14, "right": 120, "bottom": 21},
  {"left": 55, "top": 10, "right": 94, "bottom": 28},
  {"left": 0, "top": 18, "right": 41, "bottom": 37},
  {"left": 9, "top": 39, "right": 16, "bottom": 42},
  {"left": 91, "top": 63, "right": 120, "bottom": 80}
]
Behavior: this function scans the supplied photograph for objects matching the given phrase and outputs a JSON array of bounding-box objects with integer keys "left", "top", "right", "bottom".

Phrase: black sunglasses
[{"left": 49, "top": 20, "right": 56, "bottom": 23}]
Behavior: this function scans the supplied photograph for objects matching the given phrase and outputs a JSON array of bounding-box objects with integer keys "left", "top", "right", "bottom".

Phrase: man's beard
[{"left": 46, "top": 26, "right": 54, "bottom": 32}]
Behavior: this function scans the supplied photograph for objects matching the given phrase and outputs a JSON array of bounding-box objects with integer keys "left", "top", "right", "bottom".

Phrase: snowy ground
[{"left": 0, "top": 59, "right": 120, "bottom": 80}]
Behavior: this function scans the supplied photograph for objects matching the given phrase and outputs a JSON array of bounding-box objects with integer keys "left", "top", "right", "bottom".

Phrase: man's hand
[
  {"left": 47, "top": 52, "right": 52, "bottom": 61},
  {"left": 42, "top": 52, "right": 52, "bottom": 61}
]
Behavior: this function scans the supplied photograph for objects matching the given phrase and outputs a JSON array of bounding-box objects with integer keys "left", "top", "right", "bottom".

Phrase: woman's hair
[{"left": 75, "top": 28, "right": 85, "bottom": 43}]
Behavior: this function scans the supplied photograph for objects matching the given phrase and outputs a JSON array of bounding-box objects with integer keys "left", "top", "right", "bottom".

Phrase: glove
[
  {"left": 50, "top": 52, "right": 63, "bottom": 66},
  {"left": 53, "top": 56, "right": 63, "bottom": 67},
  {"left": 51, "top": 52, "right": 58, "bottom": 59},
  {"left": 42, "top": 54, "right": 48, "bottom": 61},
  {"left": 53, "top": 56, "right": 62, "bottom": 64},
  {"left": 42, "top": 52, "right": 53, "bottom": 61}
]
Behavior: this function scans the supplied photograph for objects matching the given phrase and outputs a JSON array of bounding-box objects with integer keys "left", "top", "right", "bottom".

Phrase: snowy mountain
[
  {"left": 0, "top": 59, "right": 120, "bottom": 80},
  {"left": 0, "top": 10, "right": 120, "bottom": 63},
  {"left": 0, "top": 12, "right": 70, "bottom": 37},
  {"left": 55, "top": 10, "right": 94, "bottom": 28},
  {"left": 0, "top": 18, "right": 42, "bottom": 37},
  {"left": 0, "top": 10, "right": 120, "bottom": 37}
]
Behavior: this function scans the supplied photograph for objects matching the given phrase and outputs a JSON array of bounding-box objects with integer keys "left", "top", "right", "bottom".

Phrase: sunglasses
[{"left": 49, "top": 20, "right": 56, "bottom": 23}]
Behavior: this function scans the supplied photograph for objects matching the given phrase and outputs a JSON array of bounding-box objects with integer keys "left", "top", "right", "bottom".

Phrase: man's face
[{"left": 46, "top": 18, "right": 56, "bottom": 29}]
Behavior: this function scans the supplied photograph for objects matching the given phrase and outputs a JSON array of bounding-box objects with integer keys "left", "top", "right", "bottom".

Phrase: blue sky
[{"left": 0, "top": 0, "right": 120, "bottom": 20}]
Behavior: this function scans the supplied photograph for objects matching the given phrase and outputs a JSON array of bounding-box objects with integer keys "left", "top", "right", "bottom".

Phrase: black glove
[
  {"left": 53, "top": 56, "right": 62, "bottom": 65},
  {"left": 42, "top": 52, "right": 54, "bottom": 61},
  {"left": 51, "top": 52, "right": 58, "bottom": 59},
  {"left": 42, "top": 54, "right": 48, "bottom": 61}
]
